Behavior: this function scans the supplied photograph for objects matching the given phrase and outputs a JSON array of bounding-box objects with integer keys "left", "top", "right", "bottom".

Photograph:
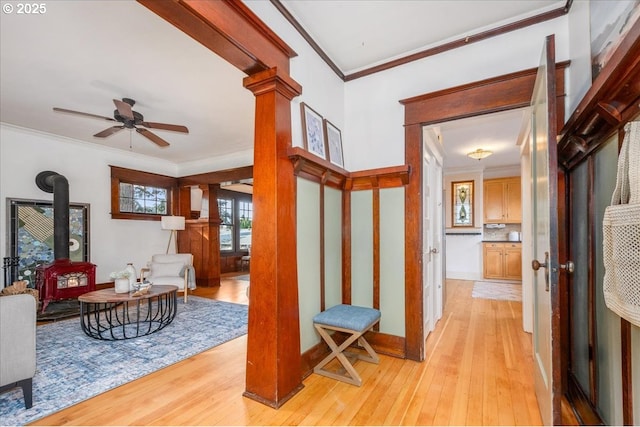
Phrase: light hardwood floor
[{"left": 31, "top": 278, "right": 543, "bottom": 426}]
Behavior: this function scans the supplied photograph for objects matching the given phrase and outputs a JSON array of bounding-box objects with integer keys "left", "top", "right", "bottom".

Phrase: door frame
[{"left": 400, "top": 63, "right": 568, "bottom": 362}]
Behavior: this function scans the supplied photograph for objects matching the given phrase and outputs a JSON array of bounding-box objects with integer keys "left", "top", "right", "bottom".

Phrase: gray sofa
[{"left": 0, "top": 293, "right": 37, "bottom": 408}]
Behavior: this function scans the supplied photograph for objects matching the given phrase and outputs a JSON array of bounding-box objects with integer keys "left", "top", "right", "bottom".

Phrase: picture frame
[
  {"left": 7, "top": 198, "right": 90, "bottom": 286},
  {"left": 451, "top": 181, "right": 474, "bottom": 227},
  {"left": 324, "top": 119, "right": 344, "bottom": 168},
  {"left": 589, "top": 1, "right": 640, "bottom": 81},
  {"left": 300, "top": 102, "right": 326, "bottom": 159}
]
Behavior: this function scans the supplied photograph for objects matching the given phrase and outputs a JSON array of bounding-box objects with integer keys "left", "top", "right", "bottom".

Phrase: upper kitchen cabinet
[{"left": 483, "top": 177, "right": 521, "bottom": 223}]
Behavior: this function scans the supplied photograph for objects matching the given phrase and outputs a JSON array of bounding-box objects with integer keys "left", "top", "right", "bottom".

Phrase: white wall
[
  {"left": 243, "top": 0, "right": 346, "bottom": 150},
  {"left": 343, "top": 17, "right": 570, "bottom": 172},
  {"left": 0, "top": 124, "right": 178, "bottom": 283},
  {"left": 444, "top": 170, "right": 484, "bottom": 281}
]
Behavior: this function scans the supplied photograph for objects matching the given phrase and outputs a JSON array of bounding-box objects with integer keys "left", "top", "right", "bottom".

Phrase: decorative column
[{"left": 243, "top": 67, "right": 303, "bottom": 408}]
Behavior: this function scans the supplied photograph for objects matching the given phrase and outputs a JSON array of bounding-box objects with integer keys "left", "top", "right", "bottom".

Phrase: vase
[
  {"left": 125, "top": 263, "right": 137, "bottom": 290},
  {"left": 114, "top": 277, "right": 130, "bottom": 293}
]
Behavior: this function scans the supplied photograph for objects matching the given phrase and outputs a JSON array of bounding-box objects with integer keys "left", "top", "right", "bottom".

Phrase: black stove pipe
[{"left": 35, "top": 171, "right": 70, "bottom": 260}]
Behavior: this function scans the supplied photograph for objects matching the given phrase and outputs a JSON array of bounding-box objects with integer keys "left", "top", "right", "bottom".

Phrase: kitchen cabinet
[
  {"left": 483, "top": 242, "right": 522, "bottom": 280},
  {"left": 483, "top": 177, "right": 521, "bottom": 223}
]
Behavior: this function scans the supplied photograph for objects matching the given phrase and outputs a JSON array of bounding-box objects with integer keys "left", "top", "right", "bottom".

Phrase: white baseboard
[{"left": 446, "top": 271, "right": 483, "bottom": 281}]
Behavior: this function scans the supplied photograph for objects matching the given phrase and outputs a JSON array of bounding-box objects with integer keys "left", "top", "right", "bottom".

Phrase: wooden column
[{"left": 243, "top": 68, "right": 303, "bottom": 408}]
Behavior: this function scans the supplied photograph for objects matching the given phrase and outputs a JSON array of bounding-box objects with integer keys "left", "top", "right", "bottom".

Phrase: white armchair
[
  {"left": 0, "top": 294, "right": 36, "bottom": 408},
  {"left": 140, "top": 254, "right": 196, "bottom": 302}
]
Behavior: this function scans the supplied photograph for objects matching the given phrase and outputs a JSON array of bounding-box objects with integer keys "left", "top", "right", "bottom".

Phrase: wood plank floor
[{"left": 31, "top": 278, "right": 543, "bottom": 426}]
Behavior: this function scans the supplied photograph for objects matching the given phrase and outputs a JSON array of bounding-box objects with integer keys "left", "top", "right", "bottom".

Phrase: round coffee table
[{"left": 78, "top": 285, "right": 178, "bottom": 340}]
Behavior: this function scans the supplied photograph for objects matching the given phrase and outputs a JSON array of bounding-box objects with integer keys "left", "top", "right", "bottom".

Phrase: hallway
[{"left": 32, "top": 279, "right": 543, "bottom": 425}]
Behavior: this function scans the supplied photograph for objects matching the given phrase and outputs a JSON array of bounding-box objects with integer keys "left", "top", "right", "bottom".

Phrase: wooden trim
[
  {"left": 372, "top": 188, "right": 380, "bottom": 331},
  {"left": 288, "top": 147, "right": 348, "bottom": 189},
  {"left": 587, "top": 157, "right": 598, "bottom": 405},
  {"left": 404, "top": 123, "right": 424, "bottom": 362},
  {"left": 177, "top": 166, "right": 253, "bottom": 186},
  {"left": 543, "top": 35, "right": 563, "bottom": 426},
  {"left": 401, "top": 64, "right": 567, "bottom": 364},
  {"left": 319, "top": 183, "right": 326, "bottom": 312},
  {"left": 288, "top": 147, "right": 409, "bottom": 191},
  {"left": 400, "top": 62, "right": 569, "bottom": 128},
  {"left": 242, "top": 68, "right": 303, "bottom": 408},
  {"left": 621, "top": 318, "right": 634, "bottom": 426},
  {"left": 138, "top": 0, "right": 296, "bottom": 75},
  {"left": 348, "top": 166, "right": 410, "bottom": 190},
  {"left": 268, "top": 0, "right": 344, "bottom": 80},
  {"left": 558, "top": 169, "right": 569, "bottom": 395},
  {"left": 566, "top": 372, "right": 605, "bottom": 425},
  {"left": 271, "top": 0, "right": 571, "bottom": 82},
  {"left": 342, "top": 190, "right": 352, "bottom": 305},
  {"left": 346, "top": 6, "right": 569, "bottom": 81},
  {"left": 109, "top": 165, "right": 178, "bottom": 221}
]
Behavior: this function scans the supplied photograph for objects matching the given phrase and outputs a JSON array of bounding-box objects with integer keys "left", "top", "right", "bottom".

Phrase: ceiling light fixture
[{"left": 467, "top": 148, "right": 493, "bottom": 160}]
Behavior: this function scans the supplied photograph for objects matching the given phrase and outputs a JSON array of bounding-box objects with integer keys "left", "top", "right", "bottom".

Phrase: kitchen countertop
[{"left": 482, "top": 240, "right": 522, "bottom": 243}]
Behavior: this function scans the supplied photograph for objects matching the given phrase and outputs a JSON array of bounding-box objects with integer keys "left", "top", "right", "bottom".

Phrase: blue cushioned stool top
[{"left": 313, "top": 304, "right": 381, "bottom": 332}]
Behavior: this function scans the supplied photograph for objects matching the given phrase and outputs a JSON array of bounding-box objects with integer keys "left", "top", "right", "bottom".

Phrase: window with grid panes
[{"left": 218, "top": 198, "right": 234, "bottom": 251}]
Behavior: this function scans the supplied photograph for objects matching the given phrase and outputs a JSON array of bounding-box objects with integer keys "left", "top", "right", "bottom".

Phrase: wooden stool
[{"left": 313, "top": 304, "right": 381, "bottom": 386}]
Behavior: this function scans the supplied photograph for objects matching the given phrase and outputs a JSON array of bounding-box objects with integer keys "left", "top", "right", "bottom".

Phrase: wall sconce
[{"left": 467, "top": 148, "right": 493, "bottom": 160}]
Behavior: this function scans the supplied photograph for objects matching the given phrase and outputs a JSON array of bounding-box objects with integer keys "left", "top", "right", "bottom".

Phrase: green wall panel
[
  {"left": 297, "top": 178, "right": 322, "bottom": 352},
  {"left": 379, "top": 188, "right": 406, "bottom": 336},
  {"left": 351, "top": 191, "right": 374, "bottom": 307},
  {"left": 324, "top": 186, "right": 342, "bottom": 309}
]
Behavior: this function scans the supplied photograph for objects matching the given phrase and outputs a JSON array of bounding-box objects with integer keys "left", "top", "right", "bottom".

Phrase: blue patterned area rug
[{"left": 0, "top": 296, "right": 248, "bottom": 426}]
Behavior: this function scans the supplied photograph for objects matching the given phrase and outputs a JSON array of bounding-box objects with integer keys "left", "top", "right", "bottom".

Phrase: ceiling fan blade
[
  {"left": 113, "top": 99, "right": 134, "bottom": 120},
  {"left": 140, "top": 121, "right": 189, "bottom": 133},
  {"left": 53, "top": 107, "right": 116, "bottom": 122},
  {"left": 94, "top": 126, "right": 125, "bottom": 138},
  {"left": 137, "top": 128, "right": 170, "bottom": 147}
]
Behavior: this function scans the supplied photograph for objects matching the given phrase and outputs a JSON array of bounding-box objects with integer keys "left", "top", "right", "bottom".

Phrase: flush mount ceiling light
[{"left": 467, "top": 148, "right": 493, "bottom": 160}]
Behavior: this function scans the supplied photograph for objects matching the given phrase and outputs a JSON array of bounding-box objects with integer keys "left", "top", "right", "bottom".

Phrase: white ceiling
[{"left": 0, "top": 0, "right": 564, "bottom": 171}]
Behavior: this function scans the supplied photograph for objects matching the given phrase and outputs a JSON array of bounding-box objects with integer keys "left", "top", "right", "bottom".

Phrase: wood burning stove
[
  {"left": 34, "top": 171, "right": 95, "bottom": 313},
  {"left": 36, "top": 259, "right": 96, "bottom": 313}
]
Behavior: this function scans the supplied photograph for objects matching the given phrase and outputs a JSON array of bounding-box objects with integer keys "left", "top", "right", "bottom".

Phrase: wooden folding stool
[{"left": 312, "top": 304, "right": 381, "bottom": 386}]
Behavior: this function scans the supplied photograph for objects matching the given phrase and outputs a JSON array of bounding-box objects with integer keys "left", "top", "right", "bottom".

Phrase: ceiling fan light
[{"left": 467, "top": 148, "right": 493, "bottom": 160}]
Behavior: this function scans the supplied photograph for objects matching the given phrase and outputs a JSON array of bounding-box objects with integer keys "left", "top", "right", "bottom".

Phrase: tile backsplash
[{"left": 483, "top": 223, "right": 522, "bottom": 241}]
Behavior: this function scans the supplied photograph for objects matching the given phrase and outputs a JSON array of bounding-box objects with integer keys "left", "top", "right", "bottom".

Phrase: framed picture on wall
[
  {"left": 300, "top": 103, "right": 326, "bottom": 159},
  {"left": 324, "top": 119, "right": 344, "bottom": 168},
  {"left": 451, "top": 181, "right": 474, "bottom": 227},
  {"left": 590, "top": 1, "right": 640, "bottom": 81}
]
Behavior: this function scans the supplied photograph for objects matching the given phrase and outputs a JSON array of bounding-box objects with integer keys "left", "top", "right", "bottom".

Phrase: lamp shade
[
  {"left": 190, "top": 187, "right": 203, "bottom": 211},
  {"left": 161, "top": 215, "right": 185, "bottom": 231},
  {"left": 467, "top": 148, "right": 493, "bottom": 160}
]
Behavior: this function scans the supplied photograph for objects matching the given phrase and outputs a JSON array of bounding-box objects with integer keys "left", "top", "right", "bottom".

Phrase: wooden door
[
  {"left": 504, "top": 244, "right": 522, "bottom": 280},
  {"left": 484, "top": 180, "right": 505, "bottom": 222},
  {"left": 505, "top": 178, "right": 522, "bottom": 222},
  {"left": 530, "top": 34, "right": 561, "bottom": 425},
  {"left": 483, "top": 243, "right": 504, "bottom": 279}
]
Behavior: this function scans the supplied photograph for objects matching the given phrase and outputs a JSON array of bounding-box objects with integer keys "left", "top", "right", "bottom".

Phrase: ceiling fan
[{"left": 53, "top": 98, "right": 188, "bottom": 147}]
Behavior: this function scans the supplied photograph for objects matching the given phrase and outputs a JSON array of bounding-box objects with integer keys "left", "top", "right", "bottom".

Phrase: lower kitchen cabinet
[{"left": 483, "top": 242, "right": 522, "bottom": 280}]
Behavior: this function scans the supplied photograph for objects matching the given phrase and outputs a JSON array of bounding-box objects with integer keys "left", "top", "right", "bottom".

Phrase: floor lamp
[{"left": 161, "top": 216, "right": 185, "bottom": 254}]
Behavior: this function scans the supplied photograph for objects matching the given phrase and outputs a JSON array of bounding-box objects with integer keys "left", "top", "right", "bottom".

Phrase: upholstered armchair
[
  {"left": 0, "top": 294, "right": 37, "bottom": 408},
  {"left": 140, "top": 254, "right": 196, "bottom": 302}
]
